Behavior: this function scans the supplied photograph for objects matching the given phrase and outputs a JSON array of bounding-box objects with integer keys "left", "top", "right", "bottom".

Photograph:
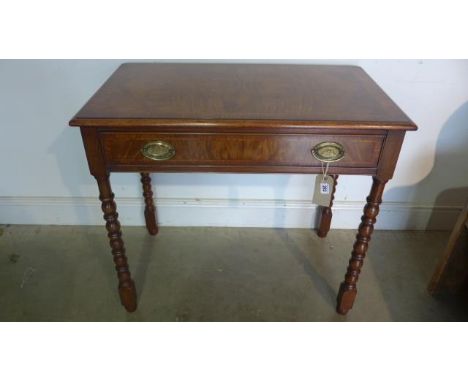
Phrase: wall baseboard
[{"left": 0, "top": 196, "right": 460, "bottom": 230}]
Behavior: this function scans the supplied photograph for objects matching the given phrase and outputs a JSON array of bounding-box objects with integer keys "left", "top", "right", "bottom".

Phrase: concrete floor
[{"left": 0, "top": 224, "right": 466, "bottom": 321}]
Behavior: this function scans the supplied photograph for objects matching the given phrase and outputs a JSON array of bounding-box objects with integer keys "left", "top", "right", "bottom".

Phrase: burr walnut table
[{"left": 70, "top": 63, "right": 417, "bottom": 315}]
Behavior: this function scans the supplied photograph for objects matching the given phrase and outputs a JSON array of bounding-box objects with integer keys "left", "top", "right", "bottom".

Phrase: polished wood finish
[
  {"left": 71, "top": 63, "right": 417, "bottom": 316},
  {"left": 140, "top": 172, "right": 158, "bottom": 235},
  {"left": 337, "top": 177, "right": 387, "bottom": 314},
  {"left": 376, "top": 130, "right": 406, "bottom": 180},
  {"left": 101, "top": 132, "right": 384, "bottom": 171},
  {"left": 96, "top": 175, "right": 137, "bottom": 312},
  {"left": 317, "top": 175, "right": 339, "bottom": 238},
  {"left": 80, "top": 128, "right": 137, "bottom": 312},
  {"left": 70, "top": 63, "right": 416, "bottom": 130}
]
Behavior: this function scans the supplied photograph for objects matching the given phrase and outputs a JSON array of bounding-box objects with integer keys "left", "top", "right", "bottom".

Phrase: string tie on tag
[{"left": 321, "top": 161, "right": 330, "bottom": 182}]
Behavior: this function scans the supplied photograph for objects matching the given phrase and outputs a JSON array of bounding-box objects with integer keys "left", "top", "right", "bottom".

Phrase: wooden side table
[{"left": 70, "top": 63, "right": 417, "bottom": 315}]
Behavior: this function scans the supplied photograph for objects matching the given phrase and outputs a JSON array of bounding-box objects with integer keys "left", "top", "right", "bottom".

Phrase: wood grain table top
[{"left": 70, "top": 63, "right": 416, "bottom": 130}]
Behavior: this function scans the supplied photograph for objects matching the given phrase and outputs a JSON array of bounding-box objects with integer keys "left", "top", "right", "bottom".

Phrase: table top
[{"left": 70, "top": 63, "right": 416, "bottom": 130}]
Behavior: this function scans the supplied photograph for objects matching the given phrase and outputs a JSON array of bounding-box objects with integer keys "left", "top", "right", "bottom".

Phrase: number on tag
[{"left": 320, "top": 182, "right": 330, "bottom": 194}]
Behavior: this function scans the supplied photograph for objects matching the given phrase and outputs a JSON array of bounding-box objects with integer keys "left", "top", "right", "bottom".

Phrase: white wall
[{"left": 1, "top": 60, "right": 467, "bottom": 229}]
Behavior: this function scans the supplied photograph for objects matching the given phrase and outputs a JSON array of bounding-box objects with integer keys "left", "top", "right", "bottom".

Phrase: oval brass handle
[
  {"left": 311, "top": 142, "right": 345, "bottom": 163},
  {"left": 141, "top": 141, "right": 175, "bottom": 161}
]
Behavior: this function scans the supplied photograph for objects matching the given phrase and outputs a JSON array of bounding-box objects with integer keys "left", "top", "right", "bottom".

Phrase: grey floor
[{"left": 0, "top": 224, "right": 466, "bottom": 321}]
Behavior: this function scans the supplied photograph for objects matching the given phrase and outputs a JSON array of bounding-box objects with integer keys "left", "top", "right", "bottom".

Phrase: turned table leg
[
  {"left": 96, "top": 175, "right": 137, "bottom": 312},
  {"left": 140, "top": 172, "right": 158, "bottom": 235},
  {"left": 317, "top": 174, "right": 339, "bottom": 238},
  {"left": 337, "top": 177, "right": 387, "bottom": 315}
]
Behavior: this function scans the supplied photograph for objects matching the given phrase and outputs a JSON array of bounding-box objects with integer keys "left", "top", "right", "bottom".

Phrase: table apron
[{"left": 99, "top": 131, "right": 385, "bottom": 174}]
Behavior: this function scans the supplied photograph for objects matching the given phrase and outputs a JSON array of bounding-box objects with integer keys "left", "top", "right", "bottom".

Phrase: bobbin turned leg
[
  {"left": 337, "top": 177, "right": 387, "bottom": 315},
  {"left": 95, "top": 175, "right": 137, "bottom": 312},
  {"left": 317, "top": 175, "right": 339, "bottom": 238},
  {"left": 140, "top": 172, "right": 158, "bottom": 235}
]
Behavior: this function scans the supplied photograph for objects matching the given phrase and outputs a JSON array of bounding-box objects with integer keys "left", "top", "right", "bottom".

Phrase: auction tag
[{"left": 313, "top": 175, "right": 335, "bottom": 206}]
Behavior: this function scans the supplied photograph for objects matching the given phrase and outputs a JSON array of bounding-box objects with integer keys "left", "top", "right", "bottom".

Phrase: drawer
[{"left": 100, "top": 132, "right": 384, "bottom": 169}]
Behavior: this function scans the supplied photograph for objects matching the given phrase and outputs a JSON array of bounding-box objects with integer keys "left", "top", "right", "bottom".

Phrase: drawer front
[{"left": 100, "top": 132, "right": 384, "bottom": 168}]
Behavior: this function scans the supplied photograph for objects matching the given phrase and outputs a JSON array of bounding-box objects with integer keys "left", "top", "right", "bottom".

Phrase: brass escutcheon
[
  {"left": 141, "top": 141, "right": 176, "bottom": 161},
  {"left": 311, "top": 142, "right": 345, "bottom": 163}
]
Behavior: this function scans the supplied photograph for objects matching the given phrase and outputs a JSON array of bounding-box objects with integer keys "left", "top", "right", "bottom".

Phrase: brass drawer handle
[
  {"left": 311, "top": 142, "right": 345, "bottom": 163},
  {"left": 141, "top": 141, "right": 175, "bottom": 161}
]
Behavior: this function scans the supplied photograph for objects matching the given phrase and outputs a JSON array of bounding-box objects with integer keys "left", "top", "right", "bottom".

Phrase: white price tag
[{"left": 313, "top": 175, "right": 335, "bottom": 206}]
